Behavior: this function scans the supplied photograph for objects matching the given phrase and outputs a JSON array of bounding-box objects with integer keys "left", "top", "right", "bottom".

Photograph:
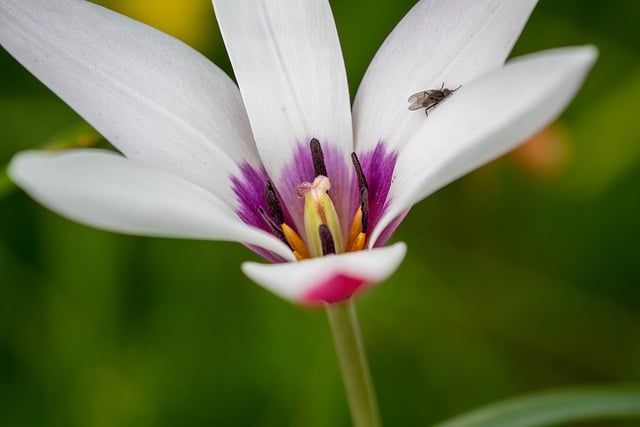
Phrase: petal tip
[
  {"left": 242, "top": 242, "right": 408, "bottom": 305},
  {"left": 302, "top": 242, "right": 407, "bottom": 305},
  {"left": 569, "top": 44, "right": 599, "bottom": 67},
  {"left": 7, "top": 150, "right": 47, "bottom": 186}
]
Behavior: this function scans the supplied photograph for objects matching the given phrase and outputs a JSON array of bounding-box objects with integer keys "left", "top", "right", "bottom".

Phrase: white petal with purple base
[
  {"left": 0, "top": 0, "right": 257, "bottom": 205},
  {"left": 212, "top": 0, "right": 353, "bottom": 183},
  {"left": 353, "top": 0, "right": 537, "bottom": 154},
  {"left": 10, "top": 150, "right": 294, "bottom": 261},
  {"left": 370, "top": 46, "right": 598, "bottom": 246}
]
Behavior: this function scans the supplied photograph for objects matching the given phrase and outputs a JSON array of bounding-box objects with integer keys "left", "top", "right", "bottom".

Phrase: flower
[{"left": 0, "top": 0, "right": 596, "bottom": 305}]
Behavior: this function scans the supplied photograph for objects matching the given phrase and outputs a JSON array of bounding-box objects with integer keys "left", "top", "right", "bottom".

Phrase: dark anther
[
  {"left": 258, "top": 207, "right": 291, "bottom": 249},
  {"left": 319, "top": 224, "right": 336, "bottom": 256},
  {"left": 265, "top": 180, "right": 285, "bottom": 225},
  {"left": 310, "top": 138, "right": 328, "bottom": 178},
  {"left": 351, "top": 152, "right": 369, "bottom": 233},
  {"left": 359, "top": 187, "right": 369, "bottom": 233},
  {"left": 351, "top": 152, "right": 368, "bottom": 191}
]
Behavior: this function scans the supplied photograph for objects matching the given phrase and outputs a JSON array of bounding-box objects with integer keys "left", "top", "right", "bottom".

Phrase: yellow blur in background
[{"left": 96, "top": 0, "right": 216, "bottom": 50}]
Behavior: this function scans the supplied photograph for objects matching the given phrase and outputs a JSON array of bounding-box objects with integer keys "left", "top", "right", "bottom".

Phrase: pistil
[
  {"left": 298, "top": 175, "right": 344, "bottom": 257},
  {"left": 256, "top": 140, "right": 373, "bottom": 260}
]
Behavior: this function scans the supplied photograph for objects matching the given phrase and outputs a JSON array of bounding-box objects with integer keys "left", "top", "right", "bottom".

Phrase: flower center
[
  {"left": 259, "top": 139, "right": 369, "bottom": 261},
  {"left": 298, "top": 175, "right": 343, "bottom": 257}
]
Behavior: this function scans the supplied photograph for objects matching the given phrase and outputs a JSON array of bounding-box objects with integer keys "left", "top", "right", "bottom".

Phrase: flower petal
[
  {"left": 370, "top": 46, "right": 598, "bottom": 246},
  {"left": 9, "top": 149, "right": 294, "bottom": 261},
  {"left": 242, "top": 242, "right": 407, "bottom": 304},
  {"left": 353, "top": 0, "right": 537, "bottom": 154},
  {"left": 0, "top": 0, "right": 257, "bottom": 204},
  {"left": 212, "top": 0, "right": 353, "bottom": 181}
]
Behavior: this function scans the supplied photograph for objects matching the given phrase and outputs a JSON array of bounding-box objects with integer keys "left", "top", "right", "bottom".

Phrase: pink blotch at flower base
[{"left": 303, "top": 273, "right": 370, "bottom": 305}]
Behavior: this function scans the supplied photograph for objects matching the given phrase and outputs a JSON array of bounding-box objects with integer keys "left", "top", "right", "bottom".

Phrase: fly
[{"left": 408, "top": 83, "right": 461, "bottom": 116}]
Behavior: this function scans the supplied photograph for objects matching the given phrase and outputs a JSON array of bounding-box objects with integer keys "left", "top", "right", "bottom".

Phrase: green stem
[{"left": 326, "top": 300, "right": 382, "bottom": 427}]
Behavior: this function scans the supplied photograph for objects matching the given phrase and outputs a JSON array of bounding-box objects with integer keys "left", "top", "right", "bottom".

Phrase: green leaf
[{"left": 432, "top": 386, "right": 640, "bottom": 427}]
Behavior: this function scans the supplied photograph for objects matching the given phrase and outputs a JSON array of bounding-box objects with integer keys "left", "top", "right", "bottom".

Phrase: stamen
[
  {"left": 282, "top": 223, "right": 310, "bottom": 260},
  {"left": 351, "top": 152, "right": 368, "bottom": 192},
  {"left": 348, "top": 231, "right": 366, "bottom": 252},
  {"left": 258, "top": 207, "right": 290, "bottom": 248},
  {"left": 319, "top": 224, "right": 336, "bottom": 255},
  {"left": 346, "top": 207, "right": 366, "bottom": 252},
  {"left": 348, "top": 208, "right": 363, "bottom": 245},
  {"left": 265, "top": 179, "right": 285, "bottom": 225},
  {"left": 359, "top": 186, "right": 369, "bottom": 233},
  {"left": 310, "top": 138, "right": 327, "bottom": 178},
  {"left": 351, "top": 152, "right": 369, "bottom": 233}
]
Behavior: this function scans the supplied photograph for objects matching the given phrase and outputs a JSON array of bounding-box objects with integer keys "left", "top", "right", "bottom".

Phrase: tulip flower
[{"left": 0, "top": 1, "right": 596, "bottom": 425}]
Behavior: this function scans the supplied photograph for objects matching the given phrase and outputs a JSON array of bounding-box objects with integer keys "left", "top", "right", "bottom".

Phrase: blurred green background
[{"left": 1, "top": 0, "right": 639, "bottom": 426}]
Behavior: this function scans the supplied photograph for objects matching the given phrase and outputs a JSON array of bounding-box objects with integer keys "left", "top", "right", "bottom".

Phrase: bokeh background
[{"left": 1, "top": 0, "right": 639, "bottom": 426}]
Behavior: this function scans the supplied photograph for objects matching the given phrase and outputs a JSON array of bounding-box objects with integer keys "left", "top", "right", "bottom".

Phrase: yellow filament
[
  {"left": 347, "top": 232, "right": 366, "bottom": 252},
  {"left": 282, "top": 223, "right": 310, "bottom": 260},
  {"left": 347, "top": 207, "right": 364, "bottom": 251},
  {"left": 347, "top": 208, "right": 367, "bottom": 252}
]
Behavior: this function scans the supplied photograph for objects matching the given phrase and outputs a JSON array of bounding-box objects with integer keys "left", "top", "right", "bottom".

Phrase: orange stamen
[
  {"left": 347, "top": 208, "right": 363, "bottom": 248},
  {"left": 346, "top": 208, "right": 367, "bottom": 252},
  {"left": 282, "top": 223, "right": 310, "bottom": 260},
  {"left": 348, "top": 232, "right": 366, "bottom": 252}
]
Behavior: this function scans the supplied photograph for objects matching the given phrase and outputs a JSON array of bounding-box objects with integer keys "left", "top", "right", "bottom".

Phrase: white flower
[{"left": 0, "top": 0, "right": 596, "bottom": 304}]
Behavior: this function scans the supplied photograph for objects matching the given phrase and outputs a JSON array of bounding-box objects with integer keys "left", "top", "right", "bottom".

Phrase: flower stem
[{"left": 325, "top": 299, "right": 382, "bottom": 427}]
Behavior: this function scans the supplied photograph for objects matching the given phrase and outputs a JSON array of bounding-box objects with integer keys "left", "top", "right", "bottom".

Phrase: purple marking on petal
[
  {"left": 231, "top": 140, "right": 398, "bottom": 262},
  {"left": 230, "top": 163, "right": 295, "bottom": 261},
  {"left": 230, "top": 163, "right": 272, "bottom": 234},
  {"left": 357, "top": 141, "right": 398, "bottom": 239},
  {"left": 278, "top": 140, "right": 353, "bottom": 238},
  {"left": 243, "top": 244, "right": 287, "bottom": 264}
]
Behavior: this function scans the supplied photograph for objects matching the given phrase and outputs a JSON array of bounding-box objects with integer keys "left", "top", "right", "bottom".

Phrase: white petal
[
  {"left": 212, "top": 0, "right": 353, "bottom": 181},
  {"left": 353, "top": 0, "right": 537, "bottom": 154},
  {"left": 242, "top": 243, "right": 406, "bottom": 304},
  {"left": 9, "top": 149, "right": 294, "bottom": 261},
  {"left": 0, "top": 0, "right": 258, "bottom": 205},
  {"left": 370, "top": 46, "right": 598, "bottom": 246}
]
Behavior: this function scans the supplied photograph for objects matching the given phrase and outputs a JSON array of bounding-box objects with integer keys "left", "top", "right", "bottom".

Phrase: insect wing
[
  {"left": 408, "top": 90, "right": 433, "bottom": 110},
  {"left": 408, "top": 83, "right": 462, "bottom": 113},
  {"left": 408, "top": 91, "right": 427, "bottom": 103},
  {"left": 408, "top": 101, "right": 428, "bottom": 111}
]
